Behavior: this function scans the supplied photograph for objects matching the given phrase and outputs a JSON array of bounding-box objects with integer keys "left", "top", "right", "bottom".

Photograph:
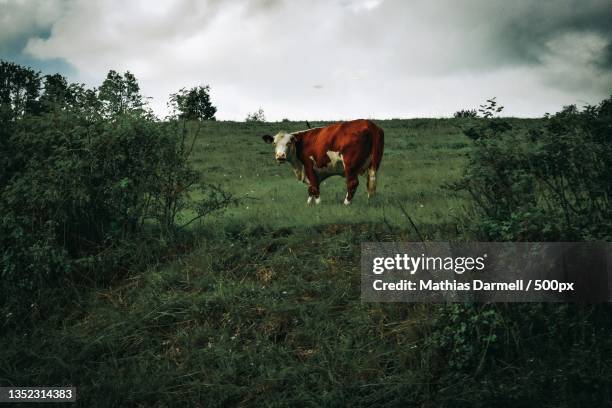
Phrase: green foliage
[
  {"left": 0, "top": 60, "right": 42, "bottom": 120},
  {"left": 98, "top": 70, "right": 146, "bottom": 117},
  {"left": 0, "top": 62, "right": 233, "bottom": 326},
  {"left": 426, "top": 304, "right": 504, "bottom": 372},
  {"left": 169, "top": 85, "right": 217, "bottom": 121},
  {"left": 38, "top": 73, "right": 72, "bottom": 110},
  {"left": 430, "top": 96, "right": 612, "bottom": 407},
  {"left": 455, "top": 96, "right": 611, "bottom": 240},
  {"left": 424, "top": 303, "right": 612, "bottom": 406}
]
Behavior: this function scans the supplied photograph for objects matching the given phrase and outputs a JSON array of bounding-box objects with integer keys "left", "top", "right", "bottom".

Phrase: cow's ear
[{"left": 262, "top": 134, "right": 274, "bottom": 144}]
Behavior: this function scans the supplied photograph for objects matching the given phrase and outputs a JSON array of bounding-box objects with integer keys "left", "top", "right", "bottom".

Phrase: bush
[
  {"left": 423, "top": 303, "right": 612, "bottom": 406},
  {"left": 454, "top": 109, "right": 478, "bottom": 118},
  {"left": 0, "top": 62, "right": 234, "bottom": 327},
  {"left": 422, "top": 97, "right": 612, "bottom": 406},
  {"left": 454, "top": 96, "right": 611, "bottom": 241}
]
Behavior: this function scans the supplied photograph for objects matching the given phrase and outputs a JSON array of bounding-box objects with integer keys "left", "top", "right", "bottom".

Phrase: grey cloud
[
  {"left": 333, "top": 0, "right": 612, "bottom": 73},
  {"left": 491, "top": 1, "right": 612, "bottom": 67},
  {"left": 0, "top": 0, "right": 75, "bottom": 75},
  {"left": 2, "top": 0, "right": 611, "bottom": 119},
  {"left": 601, "top": 43, "right": 612, "bottom": 69}
]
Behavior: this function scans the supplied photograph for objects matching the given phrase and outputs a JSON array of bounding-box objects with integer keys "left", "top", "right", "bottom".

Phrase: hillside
[{"left": 3, "top": 118, "right": 610, "bottom": 407}]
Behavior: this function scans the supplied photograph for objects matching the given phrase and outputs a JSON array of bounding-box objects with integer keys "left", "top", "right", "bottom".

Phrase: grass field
[
  {"left": 5, "top": 118, "right": 568, "bottom": 407},
  {"left": 192, "top": 119, "right": 471, "bottom": 236}
]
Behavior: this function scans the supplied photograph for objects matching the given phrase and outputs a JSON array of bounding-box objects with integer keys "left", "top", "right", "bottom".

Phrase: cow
[{"left": 262, "top": 119, "right": 384, "bottom": 205}]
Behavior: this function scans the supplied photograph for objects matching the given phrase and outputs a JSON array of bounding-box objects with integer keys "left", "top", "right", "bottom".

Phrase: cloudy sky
[{"left": 2, "top": 0, "right": 612, "bottom": 120}]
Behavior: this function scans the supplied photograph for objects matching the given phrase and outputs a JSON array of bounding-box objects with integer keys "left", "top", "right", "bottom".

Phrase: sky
[{"left": 2, "top": 0, "right": 612, "bottom": 120}]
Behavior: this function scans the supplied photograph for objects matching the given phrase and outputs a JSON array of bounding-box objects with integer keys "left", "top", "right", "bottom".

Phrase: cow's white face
[{"left": 262, "top": 131, "right": 294, "bottom": 163}]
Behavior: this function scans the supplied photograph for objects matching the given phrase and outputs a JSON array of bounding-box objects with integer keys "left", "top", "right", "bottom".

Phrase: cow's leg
[
  {"left": 342, "top": 151, "right": 365, "bottom": 205},
  {"left": 344, "top": 172, "right": 359, "bottom": 205},
  {"left": 366, "top": 168, "right": 377, "bottom": 198},
  {"left": 304, "top": 163, "right": 321, "bottom": 205},
  {"left": 342, "top": 148, "right": 369, "bottom": 205}
]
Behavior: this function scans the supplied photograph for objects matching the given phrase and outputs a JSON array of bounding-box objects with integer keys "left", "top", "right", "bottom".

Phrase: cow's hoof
[
  {"left": 315, "top": 197, "right": 321, "bottom": 205},
  {"left": 343, "top": 198, "right": 351, "bottom": 205},
  {"left": 307, "top": 196, "right": 314, "bottom": 205}
]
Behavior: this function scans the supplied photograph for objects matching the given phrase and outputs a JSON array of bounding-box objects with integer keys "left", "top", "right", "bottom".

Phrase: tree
[
  {"left": 69, "top": 83, "right": 103, "bottom": 119},
  {"left": 37, "top": 74, "right": 103, "bottom": 119},
  {"left": 0, "top": 60, "right": 42, "bottom": 120},
  {"left": 98, "top": 70, "right": 145, "bottom": 116},
  {"left": 169, "top": 85, "right": 217, "bottom": 121},
  {"left": 245, "top": 107, "right": 265, "bottom": 122},
  {"left": 39, "top": 73, "right": 74, "bottom": 111}
]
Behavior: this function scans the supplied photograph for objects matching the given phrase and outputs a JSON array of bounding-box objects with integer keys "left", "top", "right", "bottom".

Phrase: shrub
[
  {"left": 453, "top": 96, "right": 611, "bottom": 241},
  {"left": 423, "top": 303, "right": 612, "bottom": 406},
  {"left": 424, "top": 97, "right": 612, "bottom": 406},
  {"left": 453, "top": 109, "right": 478, "bottom": 118},
  {"left": 0, "top": 62, "right": 234, "bottom": 326}
]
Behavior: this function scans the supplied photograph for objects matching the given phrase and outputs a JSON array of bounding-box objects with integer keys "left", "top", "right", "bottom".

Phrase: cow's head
[{"left": 262, "top": 131, "right": 295, "bottom": 163}]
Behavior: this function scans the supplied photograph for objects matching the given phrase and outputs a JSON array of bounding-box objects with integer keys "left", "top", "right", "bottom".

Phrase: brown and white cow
[{"left": 262, "top": 119, "right": 384, "bottom": 205}]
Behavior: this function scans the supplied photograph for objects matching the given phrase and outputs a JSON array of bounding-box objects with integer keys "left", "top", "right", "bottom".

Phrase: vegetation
[
  {"left": 98, "top": 70, "right": 147, "bottom": 117},
  {"left": 431, "top": 95, "right": 612, "bottom": 406},
  {"left": 453, "top": 98, "right": 504, "bottom": 119},
  {"left": 0, "top": 61, "right": 232, "bottom": 327},
  {"left": 169, "top": 85, "right": 217, "bottom": 121},
  {"left": 245, "top": 107, "right": 266, "bottom": 122},
  {"left": 456, "top": 98, "right": 611, "bottom": 241},
  {"left": 1, "top": 60, "right": 610, "bottom": 407},
  {"left": 454, "top": 108, "right": 478, "bottom": 118},
  {"left": 478, "top": 97, "right": 504, "bottom": 118}
]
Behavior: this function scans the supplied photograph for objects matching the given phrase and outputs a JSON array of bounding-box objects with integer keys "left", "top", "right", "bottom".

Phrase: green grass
[
  {"left": 189, "top": 119, "right": 471, "bottom": 236},
  {"left": 8, "top": 118, "right": 604, "bottom": 407}
]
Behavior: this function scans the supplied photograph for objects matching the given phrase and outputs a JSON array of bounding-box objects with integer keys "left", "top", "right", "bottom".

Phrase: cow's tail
[{"left": 367, "top": 125, "right": 384, "bottom": 198}]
